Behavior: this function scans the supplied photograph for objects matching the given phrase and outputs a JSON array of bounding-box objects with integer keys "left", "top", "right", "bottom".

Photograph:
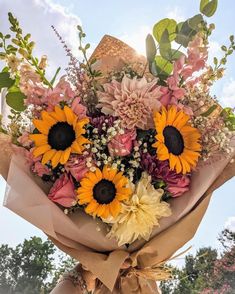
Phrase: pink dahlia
[
  {"left": 97, "top": 75, "right": 162, "bottom": 130},
  {"left": 141, "top": 152, "right": 190, "bottom": 197}
]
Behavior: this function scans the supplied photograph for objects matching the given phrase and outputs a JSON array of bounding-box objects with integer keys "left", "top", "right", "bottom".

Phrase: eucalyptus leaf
[
  {"left": 188, "top": 14, "right": 203, "bottom": 30},
  {"left": 159, "top": 29, "right": 172, "bottom": 61},
  {"left": 175, "top": 18, "right": 198, "bottom": 47},
  {"left": 149, "top": 60, "right": 158, "bottom": 76},
  {"left": 6, "top": 91, "right": 26, "bottom": 111},
  {"left": 146, "top": 34, "right": 156, "bottom": 62},
  {"left": 153, "top": 18, "right": 177, "bottom": 43},
  {"left": 170, "top": 49, "right": 184, "bottom": 61},
  {"left": 200, "top": 0, "right": 218, "bottom": 17},
  {"left": 155, "top": 55, "right": 173, "bottom": 79},
  {"left": 0, "top": 72, "right": 15, "bottom": 90}
]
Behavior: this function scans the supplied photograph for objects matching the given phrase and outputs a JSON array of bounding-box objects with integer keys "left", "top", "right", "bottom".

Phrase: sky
[{"left": 0, "top": 0, "right": 234, "bottom": 259}]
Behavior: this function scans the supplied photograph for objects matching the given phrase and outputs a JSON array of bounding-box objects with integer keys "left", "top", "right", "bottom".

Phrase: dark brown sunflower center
[
  {"left": 163, "top": 126, "right": 184, "bottom": 155},
  {"left": 93, "top": 179, "right": 116, "bottom": 204},
  {"left": 48, "top": 122, "right": 75, "bottom": 151}
]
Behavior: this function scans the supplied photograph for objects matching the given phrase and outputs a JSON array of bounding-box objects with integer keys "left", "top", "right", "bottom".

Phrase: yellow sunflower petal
[
  {"left": 106, "top": 168, "right": 118, "bottom": 181},
  {"left": 96, "top": 204, "right": 106, "bottom": 217},
  {"left": 80, "top": 178, "right": 94, "bottom": 188},
  {"left": 78, "top": 197, "right": 92, "bottom": 205},
  {"left": 85, "top": 200, "right": 99, "bottom": 214},
  {"left": 167, "top": 105, "right": 178, "bottom": 125},
  {"left": 42, "top": 149, "right": 56, "bottom": 165},
  {"left": 77, "top": 186, "right": 93, "bottom": 195},
  {"left": 95, "top": 168, "right": 103, "bottom": 181},
  {"left": 86, "top": 171, "right": 100, "bottom": 184},
  {"left": 175, "top": 157, "right": 182, "bottom": 173},
  {"left": 179, "top": 155, "right": 191, "bottom": 174},
  {"left": 101, "top": 206, "right": 110, "bottom": 219},
  {"left": 60, "top": 147, "right": 71, "bottom": 165},
  {"left": 116, "top": 193, "right": 130, "bottom": 201},
  {"left": 169, "top": 153, "right": 178, "bottom": 170},
  {"left": 33, "top": 119, "right": 51, "bottom": 135},
  {"left": 41, "top": 111, "right": 57, "bottom": 126},
  {"left": 50, "top": 106, "right": 66, "bottom": 122},
  {"left": 71, "top": 141, "right": 82, "bottom": 154},
  {"left": 29, "top": 134, "right": 48, "bottom": 146},
  {"left": 155, "top": 133, "right": 165, "bottom": 143},
  {"left": 33, "top": 144, "right": 51, "bottom": 158},
  {"left": 64, "top": 106, "right": 76, "bottom": 125},
  {"left": 113, "top": 171, "right": 124, "bottom": 185},
  {"left": 157, "top": 143, "right": 169, "bottom": 157},
  {"left": 109, "top": 199, "right": 121, "bottom": 218},
  {"left": 51, "top": 151, "right": 63, "bottom": 168}
]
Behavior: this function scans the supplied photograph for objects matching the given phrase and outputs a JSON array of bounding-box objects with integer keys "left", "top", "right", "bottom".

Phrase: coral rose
[
  {"left": 108, "top": 129, "right": 136, "bottom": 157},
  {"left": 48, "top": 173, "right": 76, "bottom": 207}
]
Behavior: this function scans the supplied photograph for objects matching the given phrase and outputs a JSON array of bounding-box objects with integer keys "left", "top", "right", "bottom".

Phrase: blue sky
[{"left": 0, "top": 0, "right": 234, "bottom": 256}]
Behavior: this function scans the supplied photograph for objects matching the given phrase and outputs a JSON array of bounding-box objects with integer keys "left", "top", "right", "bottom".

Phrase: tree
[
  {"left": 0, "top": 236, "right": 77, "bottom": 294},
  {"left": 160, "top": 229, "right": 235, "bottom": 294},
  {"left": 0, "top": 237, "right": 56, "bottom": 294}
]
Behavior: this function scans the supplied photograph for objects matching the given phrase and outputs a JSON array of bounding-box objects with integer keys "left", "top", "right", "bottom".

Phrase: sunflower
[
  {"left": 77, "top": 166, "right": 132, "bottom": 219},
  {"left": 153, "top": 106, "right": 201, "bottom": 174},
  {"left": 29, "top": 106, "right": 90, "bottom": 168}
]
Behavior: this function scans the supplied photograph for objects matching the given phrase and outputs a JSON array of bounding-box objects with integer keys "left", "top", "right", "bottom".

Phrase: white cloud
[
  {"left": 0, "top": 0, "right": 83, "bottom": 78},
  {"left": 119, "top": 25, "right": 151, "bottom": 56},
  {"left": 225, "top": 216, "right": 235, "bottom": 232},
  {"left": 166, "top": 6, "right": 185, "bottom": 22},
  {"left": 221, "top": 79, "right": 235, "bottom": 108}
]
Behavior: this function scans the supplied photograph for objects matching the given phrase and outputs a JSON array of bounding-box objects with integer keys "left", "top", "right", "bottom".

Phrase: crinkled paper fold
[{"left": 1, "top": 36, "right": 235, "bottom": 293}]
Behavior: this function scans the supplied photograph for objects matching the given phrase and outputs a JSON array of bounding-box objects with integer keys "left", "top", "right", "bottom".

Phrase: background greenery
[{"left": 0, "top": 228, "right": 234, "bottom": 294}]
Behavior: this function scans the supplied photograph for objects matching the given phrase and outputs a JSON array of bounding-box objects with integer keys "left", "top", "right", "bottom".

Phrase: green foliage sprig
[
  {"left": 5, "top": 13, "right": 53, "bottom": 88},
  {"left": 77, "top": 25, "right": 101, "bottom": 78},
  {"left": 145, "top": 0, "right": 218, "bottom": 81}
]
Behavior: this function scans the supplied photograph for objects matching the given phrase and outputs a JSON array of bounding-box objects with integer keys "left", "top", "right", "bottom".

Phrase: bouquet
[{"left": 0, "top": 1, "right": 234, "bottom": 293}]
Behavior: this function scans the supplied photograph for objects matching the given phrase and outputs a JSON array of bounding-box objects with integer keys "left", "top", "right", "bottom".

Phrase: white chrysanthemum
[{"left": 107, "top": 173, "right": 172, "bottom": 246}]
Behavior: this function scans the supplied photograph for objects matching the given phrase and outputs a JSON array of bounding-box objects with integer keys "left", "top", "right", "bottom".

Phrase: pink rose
[
  {"left": 48, "top": 173, "right": 76, "bottom": 207},
  {"left": 33, "top": 161, "right": 50, "bottom": 177},
  {"left": 71, "top": 97, "right": 87, "bottom": 119},
  {"left": 167, "top": 176, "right": 190, "bottom": 197},
  {"left": 17, "top": 132, "right": 32, "bottom": 148},
  {"left": 65, "top": 155, "right": 89, "bottom": 182},
  {"left": 108, "top": 129, "right": 136, "bottom": 157}
]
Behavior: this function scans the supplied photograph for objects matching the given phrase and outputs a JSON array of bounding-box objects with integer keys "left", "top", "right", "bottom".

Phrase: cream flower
[
  {"left": 6, "top": 54, "right": 21, "bottom": 73},
  {"left": 97, "top": 75, "right": 162, "bottom": 130},
  {"left": 107, "top": 172, "right": 172, "bottom": 246}
]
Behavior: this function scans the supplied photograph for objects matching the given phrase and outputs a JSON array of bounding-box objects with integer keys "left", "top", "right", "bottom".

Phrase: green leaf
[
  {"left": 146, "top": 34, "right": 157, "bottom": 62},
  {"left": 153, "top": 18, "right": 177, "bottom": 43},
  {"left": 149, "top": 61, "right": 158, "bottom": 76},
  {"left": 213, "top": 57, "right": 218, "bottom": 65},
  {"left": 175, "top": 19, "right": 198, "bottom": 47},
  {"left": 77, "top": 25, "right": 83, "bottom": 32},
  {"left": 188, "top": 14, "right": 203, "bottom": 31},
  {"left": 50, "top": 67, "right": 61, "bottom": 85},
  {"left": 220, "top": 107, "right": 235, "bottom": 131},
  {"left": 0, "top": 72, "right": 15, "bottom": 90},
  {"left": 201, "top": 105, "right": 217, "bottom": 117},
  {"left": 155, "top": 55, "right": 173, "bottom": 79},
  {"left": 200, "top": 0, "right": 218, "bottom": 17},
  {"left": 159, "top": 29, "right": 172, "bottom": 61},
  {"left": 6, "top": 91, "right": 26, "bottom": 111},
  {"left": 170, "top": 49, "right": 184, "bottom": 61},
  {"left": 85, "top": 43, "right": 90, "bottom": 50}
]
